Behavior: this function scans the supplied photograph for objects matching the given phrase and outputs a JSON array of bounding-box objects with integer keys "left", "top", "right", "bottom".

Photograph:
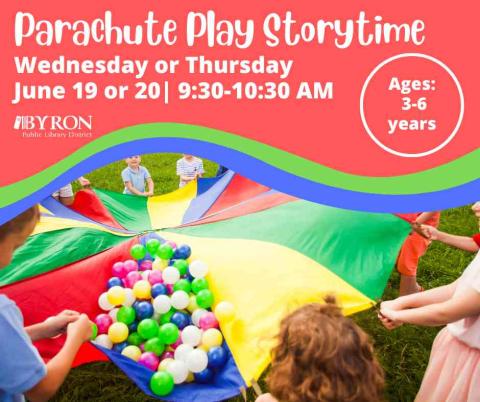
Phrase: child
[
  {"left": 420, "top": 202, "right": 480, "bottom": 252},
  {"left": 52, "top": 176, "right": 91, "bottom": 206},
  {"left": 256, "top": 296, "right": 384, "bottom": 402},
  {"left": 397, "top": 211, "right": 440, "bottom": 295},
  {"left": 122, "top": 156, "right": 154, "bottom": 196},
  {"left": 379, "top": 249, "right": 480, "bottom": 402},
  {"left": 0, "top": 206, "right": 92, "bottom": 401},
  {"left": 176, "top": 154, "right": 204, "bottom": 188}
]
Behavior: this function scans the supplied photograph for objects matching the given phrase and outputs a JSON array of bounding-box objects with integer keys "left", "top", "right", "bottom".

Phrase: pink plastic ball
[
  {"left": 170, "top": 337, "right": 183, "bottom": 350},
  {"left": 124, "top": 259, "right": 138, "bottom": 273},
  {"left": 95, "top": 313, "right": 113, "bottom": 334},
  {"left": 148, "top": 270, "right": 163, "bottom": 285},
  {"left": 166, "top": 284, "right": 174, "bottom": 295},
  {"left": 166, "top": 240, "right": 177, "bottom": 250},
  {"left": 138, "top": 352, "right": 160, "bottom": 371},
  {"left": 160, "top": 351, "right": 174, "bottom": 361},
  {"left": 112, "top": 262, "right": 127, "bottom": 278},
  {"left": 124, "top": 271, "right": 142, "bottom": 288},
  {"left": 199, "top": 312, "right": 219, "bottom": 330},
  {"left": 140, "top": 260, "right": 153, "bottom": 271},
  {"left": 139, "top": 343, "right": 146, "bottom": 352}
]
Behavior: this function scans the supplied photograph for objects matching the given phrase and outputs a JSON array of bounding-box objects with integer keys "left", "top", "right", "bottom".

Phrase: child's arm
[
  {"left": 415, "top": 211, "right": 438, "bottom": 225},
  {"left": 180, "top": 175, "right": 195, "bottom": 182},
  {"left": 26, "top": 310, "right": 80, "bottom": 342},
  {"left": 382, "top": 287, "right": 480, "bottom": 327},
  {"left": 422, "top": 225, "right": 479, "bottom": 252},
  {"left": 145, "top": 177, "right": 154, "bottom": 196},
  {"left": 382, "top": 280, "right": 458, "bottom": 312},
  {"left": 25, "top": 315, "right": 92, "bottom": 402},
  {"left": 124, "top": 181, "right": 145, "bottom": 196}
]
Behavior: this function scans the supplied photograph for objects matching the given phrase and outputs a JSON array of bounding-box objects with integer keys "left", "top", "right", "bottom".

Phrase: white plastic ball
[
  {"left": 98, "top": 292, "right": 114, "bottom": 311},
  {"left": 186, "top": 349, "right": 208, "bottom": 373},
  {"left": 141, "top": 271, "right": 150, "bottom": 281},
  {"left": 153, "top": 295, "right": 171, "bottom": 314},
  {"left": 189, "top": 260, "right": 208, "bottom": 278},
  {"left": 162, "top": 266, "right": 180, "bottom": 284},
  {"left": 191, "top": 309, "right": 208, "bottom": 327},
  {"left": 108, "top": 308, "right": 119, "bottom": 322},
  {"left": 171, "top": 291, "right": 190, "bottom": 310},
  {"left": 122, "top": 288, "right": 136, "bottom": 307},
  {"left": 93, "top": 334, "right": 113, "bottom": 349},
  {"left": 181, "top": 325, "right": 202, "bottom": 347},
  {"left": 167, "top": 360, "right": 189, "bottom": 384},
  {"left": 174, "top": 344, "right": 194, "bottom": 362}
]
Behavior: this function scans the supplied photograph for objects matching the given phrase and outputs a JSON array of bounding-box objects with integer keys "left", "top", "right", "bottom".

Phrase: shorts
[
  {"left": 397, "top": 232, "right": 431, "bottom": 276},
  {"left": 396, "top": 212, "right": 440, "bottom": 277},
  {"left": 52, "top": 184, "right": 73, "bottom": 198}
]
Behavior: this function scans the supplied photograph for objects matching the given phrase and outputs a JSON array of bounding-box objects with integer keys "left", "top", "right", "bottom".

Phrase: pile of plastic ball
[{"left": 90, "top": 238, "right": 235, "bottom": 397}]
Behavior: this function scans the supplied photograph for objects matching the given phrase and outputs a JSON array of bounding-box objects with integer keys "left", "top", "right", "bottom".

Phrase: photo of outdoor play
[{"left": 1, "top": 153, "right": 479, "bottom": 402}]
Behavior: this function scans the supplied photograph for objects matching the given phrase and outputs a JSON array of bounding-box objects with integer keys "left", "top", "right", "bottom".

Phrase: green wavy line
[{"left": 0, "top": 123, "right": 479, "bottom": 208}]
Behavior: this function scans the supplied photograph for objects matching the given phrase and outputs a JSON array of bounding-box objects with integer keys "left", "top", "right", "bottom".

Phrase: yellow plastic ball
[
  {"left": 202, "top": 329, "right": 223, "bottom": 350},
  {"left": 133, "top": 280, "right": 151, "bottom": 299},
  {"left": 214, "top": 301, "right": 235, "bottom": 323},
  {"left": 187, "top": 295, "right": 199, "bottom": 313},
  {"left": 152, "top": 258, "right": 168, "bottom": 271},
  {"left": 121, "top": 345, "right": 142, "bottom": 361},
  {"left": 158, "top": 358, "right": 174, "bottom": 371},
  {"left": 107, "top": 286, "right": 126, "bottom": 306},
  {"left": 197, "top": 344, "right": 209, "bottom": 352},
  {"left": 108, "top": 322, "right": 129, "bottom": 343},
  {"left": 186, "top": 372, "right": 195, "bottom": 382}
]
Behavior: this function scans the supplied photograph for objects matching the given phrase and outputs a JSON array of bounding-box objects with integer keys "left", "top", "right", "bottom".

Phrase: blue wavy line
[{"left": 0, "top": 138, "right": 478, "bottom": 225}]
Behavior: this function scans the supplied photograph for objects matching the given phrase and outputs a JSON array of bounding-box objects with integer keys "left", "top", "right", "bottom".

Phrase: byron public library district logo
[{"left": 14, "top": 115, "right": 93, "bottom": 138}]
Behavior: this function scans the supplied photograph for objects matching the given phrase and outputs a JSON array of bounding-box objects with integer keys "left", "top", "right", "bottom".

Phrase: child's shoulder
[
  {"left": 0, "top": 294, "right": 16, "bottom": 310},
  {"left": 0, "top": 295, "right": 22, "bottom": 324}
]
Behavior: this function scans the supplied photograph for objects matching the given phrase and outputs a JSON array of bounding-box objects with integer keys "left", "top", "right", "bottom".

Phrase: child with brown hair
[
  {"left": 0, "top": 206, "right": 93, "bottom": 402},
  {"left": 256, "top": 296, "right": 385, "bottom": 402}
]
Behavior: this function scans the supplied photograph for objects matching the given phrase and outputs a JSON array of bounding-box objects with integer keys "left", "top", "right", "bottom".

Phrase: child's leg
[{"left": 397, "top": 232, "right": 430, "bottom": 296}]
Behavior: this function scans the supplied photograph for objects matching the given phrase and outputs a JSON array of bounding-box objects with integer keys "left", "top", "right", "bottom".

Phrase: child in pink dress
[{"left": 379, "top": 250, "right": 480, "bottom": 401}]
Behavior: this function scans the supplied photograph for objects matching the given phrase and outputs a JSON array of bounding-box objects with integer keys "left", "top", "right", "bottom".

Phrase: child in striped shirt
[{"left": 176, "top": 154, "right": 204, "bottom": 188}]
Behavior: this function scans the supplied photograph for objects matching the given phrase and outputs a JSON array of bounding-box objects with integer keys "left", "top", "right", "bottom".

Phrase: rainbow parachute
[{"left": 1, "top": 171, "right": 410, "bottom": 401}]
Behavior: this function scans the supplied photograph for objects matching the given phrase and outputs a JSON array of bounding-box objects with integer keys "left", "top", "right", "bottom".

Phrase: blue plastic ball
[
  {"left": 173, "top": 244, "right": 192, "bottom": 260},
  {"left": 135, "top": 301, "right": 154, "bottom": 320},
  {"left": 170, "top": 312, "right": 191, "bottom": 330},
  {"left": 112, "top": 341, "right": 129, "bottom": 353},
  {"left": 128, "top": 321, "right": 138, "bottom": 332},
  {"left": 208, "top": 346, "right": 228, "bottom": 368},
  {"left": 151, "top": 283, "right": 168, "bottom": 298},
  {"left": 168, "top": 259, "right": 175, "bottom": 266},
  {"left": 107, "top": 277, "right": 123, "bottom": 289},
  {"left": 186, "top": 272, "right": 195, "bottom": 282},
  {"left": 194, "top": 367, "right": 215, "bottom": 383}
]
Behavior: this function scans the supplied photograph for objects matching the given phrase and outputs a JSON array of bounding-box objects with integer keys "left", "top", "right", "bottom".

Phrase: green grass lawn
[{"left": 57, "top": 154, "right": 478, "bottom": 402}]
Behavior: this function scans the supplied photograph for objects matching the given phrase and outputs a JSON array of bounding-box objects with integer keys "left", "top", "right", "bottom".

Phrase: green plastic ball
[
  {"left": 127, "top": 332, "right": 143, "bottom": 346},
  {"left": 158, "top": 323, "right": 179, "bottom": 345},
  {"left": 131, "top": 244, "right": 147, "bottom": 260},
  {"left": 90, "top": 323, "right": 98, "bottom": 340},
  {"left": 191, "top": 278, "right": 209, "bottom": 294},
  {"left": 160, "top": 309, "right": 175, "bottom": 325},
  {"left": 173, "top": 259, "right": 189, "bottom": 276},
  {"left": 150, "top": 371, "right": 174, "bottom": 396},
  {"left": 173, "top": 279, "right": 191, "bottom": 293},
  {"left": 157, "top": 244, "right": 174, "bottom": 260},
  {"left": 146, "top": 239, "right": 161, "bottom": 256},
  {"left": 144, "top": 337, "right": 165, "bottom": 356},
  {"left": 137, "top": 319, "right": 159, "bottom": 340},
  {"left": 196, "top": 289, "right": 214, "bottom": 309},
  {"left": 117, "top": 306, "right": 136, "bottom": 325}
]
